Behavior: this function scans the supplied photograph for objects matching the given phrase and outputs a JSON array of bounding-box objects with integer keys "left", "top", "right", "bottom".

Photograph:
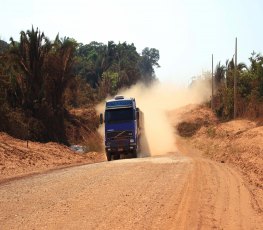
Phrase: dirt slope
[
  {"left": 173, "top": 105, "right": 263, "bottom": 212},
  {"left": 0, "top": 132, "right": 105, "bottom": 182}
]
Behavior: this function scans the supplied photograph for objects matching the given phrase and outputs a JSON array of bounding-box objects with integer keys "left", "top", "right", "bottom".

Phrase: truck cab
[{"left": 101, "top": 95, "right": 141, "bottom": 161}]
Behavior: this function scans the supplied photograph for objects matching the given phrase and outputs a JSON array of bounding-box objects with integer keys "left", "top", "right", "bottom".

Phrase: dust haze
[{"left": 97, "top": 80, "right": 211, "bottom": 156}]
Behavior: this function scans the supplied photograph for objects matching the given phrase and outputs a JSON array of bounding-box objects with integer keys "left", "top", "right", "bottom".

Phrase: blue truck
[{"left": 100, "top": 95, "right": 143, "bottom": 161}]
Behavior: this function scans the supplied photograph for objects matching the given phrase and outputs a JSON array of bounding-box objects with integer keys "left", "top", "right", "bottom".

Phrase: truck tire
[
  {"left": 132, "top": 150, "right": 137, "bottom": 158},
  {"left": 106, "top": 152, "right": 112, "bottom": 161},
  {"left": 113, "top": 154, "right": 120, "bottom": 160}
]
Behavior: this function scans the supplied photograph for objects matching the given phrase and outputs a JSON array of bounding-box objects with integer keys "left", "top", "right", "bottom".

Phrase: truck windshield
[{"left": 105, "top": 108, "right": 135, "bottom": 123}]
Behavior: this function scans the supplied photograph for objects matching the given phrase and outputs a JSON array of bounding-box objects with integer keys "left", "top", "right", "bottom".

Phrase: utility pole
[
  {"left": 211, "top": 54, "right": 214, "bottom": 110},
  {"left": 234, "top": 37, "right": 237, "bottom": 119}
]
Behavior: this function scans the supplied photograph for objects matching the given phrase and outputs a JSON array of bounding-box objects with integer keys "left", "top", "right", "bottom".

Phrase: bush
[{"left": 177, "top": 122, "right": 202, "bottom": 137}]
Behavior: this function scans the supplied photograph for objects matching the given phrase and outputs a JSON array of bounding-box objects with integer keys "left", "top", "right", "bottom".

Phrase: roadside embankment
[
  {"left": 171, "top": 105, "right": 263, "bottom": 212},
  {"left": 0, "top": 132, "right": 105, "bottom": 182}
]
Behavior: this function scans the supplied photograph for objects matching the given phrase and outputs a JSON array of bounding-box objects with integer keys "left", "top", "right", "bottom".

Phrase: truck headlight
[{"left": 130, "top": 139, "right": 134, "bottom": 143}]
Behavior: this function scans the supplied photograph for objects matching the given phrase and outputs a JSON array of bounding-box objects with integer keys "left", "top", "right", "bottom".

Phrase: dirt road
[{"left": 0, "top": 151, "right": 262, "bottom": 229}]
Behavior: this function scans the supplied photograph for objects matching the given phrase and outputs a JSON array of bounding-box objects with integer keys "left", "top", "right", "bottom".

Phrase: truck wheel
[
  {"left": 113, "top": 154, "right": 120, "bottom": 160},
  {"left": 132, "top": 150, "right": 137, "bottom": 158},
  {"left": 137, "top": 135, "right": 141, "bottom": 153},
  {"left": 106, "top": 152, "right": 112, "bottom": 161}
]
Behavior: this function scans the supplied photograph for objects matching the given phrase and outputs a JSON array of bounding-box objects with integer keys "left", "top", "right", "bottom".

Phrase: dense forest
[
  {"left": 212, "top": 52, "right": 263, "bottom": 120},
  {"left": 0, "top": 27, "right": 160, "bottom": 144}
]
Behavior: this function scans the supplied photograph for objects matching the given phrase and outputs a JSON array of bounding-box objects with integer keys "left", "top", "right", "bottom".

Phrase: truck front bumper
[{"left": 105, "top": 144, "right": 137, "bottom": 154}]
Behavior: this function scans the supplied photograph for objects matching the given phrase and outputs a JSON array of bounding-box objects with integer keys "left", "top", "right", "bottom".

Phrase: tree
[
  {"left": 75, "top": 41, "right": 117, "bottom": 88},
  {"left": 248, "top": 52, "right": 263, "bottom": 96},
  {"left": 0, "top": 40, "right": 8, "bottom": 54},
  {"left": 36, "top": 36, "right": 78, "bottom": 143},
  {"left": 45, "top": 36, "right": 78, "bottom": 109},
  {"left": 139, "top": 47, "right": 160, "bottom": 84},
  {"left": 10, "top": 26, "right": 51, "bottom": 110},
  {"left": 113, "top": 42, "right": 141, "bottom": 88},
  {"left": 214, "top": 62, "right": 226, "bottom": 90}
]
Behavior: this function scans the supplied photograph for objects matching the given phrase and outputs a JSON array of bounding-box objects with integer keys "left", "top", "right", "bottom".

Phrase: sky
[{"left": 1, "top": 0, "right": 263, "bottom": 85}]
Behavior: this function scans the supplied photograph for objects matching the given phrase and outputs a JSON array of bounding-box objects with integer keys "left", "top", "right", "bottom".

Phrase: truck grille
[{"left": 107, "top": 130, "right": 133, "bottom": 140}]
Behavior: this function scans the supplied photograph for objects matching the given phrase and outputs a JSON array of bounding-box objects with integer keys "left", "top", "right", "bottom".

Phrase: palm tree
[
  {"left": 214, "top": 62, "right": 226, "bottom": 89},
  {"left": 95, "top": 41, "right": 117, "bottom": 85},
  {"left": 45, "top": 36, "right": 77, "bottom": 108},
  {"left": 225, "top": 58, "right": 247, "bottom": 89},
  {"left": 10, "top": 26, "right": 51, "bottom": 109}
]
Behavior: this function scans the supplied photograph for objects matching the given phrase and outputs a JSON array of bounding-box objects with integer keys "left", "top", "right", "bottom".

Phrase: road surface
[{"left": 0, "top": 151, "right": 262, "bottom": 229}]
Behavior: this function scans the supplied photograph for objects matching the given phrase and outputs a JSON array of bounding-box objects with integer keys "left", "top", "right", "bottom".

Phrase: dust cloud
[{"left": 97, "top": 80, "right": 211, "bottom": 156}]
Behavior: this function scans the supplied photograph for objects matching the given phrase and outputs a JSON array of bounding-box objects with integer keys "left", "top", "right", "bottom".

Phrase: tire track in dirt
[
  {"left": 173, "top": 155, "right": 262, "bottom": 229},
  {"left": 0, "top": 154, "right": 262, "bottom": 229}
]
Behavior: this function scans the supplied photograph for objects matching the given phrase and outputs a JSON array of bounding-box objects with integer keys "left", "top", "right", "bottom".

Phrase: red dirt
[
  {"left": 0, "top": 132, "right": 105, "bottom": 182},
  {"left": 173, "top": 105, "right": 263, "bottom": 212}
]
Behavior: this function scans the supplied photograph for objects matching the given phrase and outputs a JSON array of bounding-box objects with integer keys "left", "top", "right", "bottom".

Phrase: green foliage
[
  {"left": 74, "top": 41, "right": 158, "bottom": 90},
  {"left": 64, "top": 76, "right": 96, "bottom": 108},
  {"left": 0, "top": 26, "right": 160, "bottom": 144},
  {"left": 139, "top": 47, "right": 160, "bottom": 83},
  {"left": 10, "top": 26, "right": 51, "bottom": 109},
  {"left": 213, "top": 52, "right": 263, "bottom": 120},
  {"left": 0, "top": 40, "right": 8, "bottom": 54},
  {"left": 214, "top": 62, "right": 226, "bottom": 90}
]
